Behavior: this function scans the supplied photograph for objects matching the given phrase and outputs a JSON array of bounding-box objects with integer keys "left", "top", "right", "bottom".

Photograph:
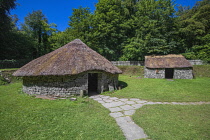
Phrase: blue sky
[{"left": 11, "top": 0, "right": 200, "bottom": 31}]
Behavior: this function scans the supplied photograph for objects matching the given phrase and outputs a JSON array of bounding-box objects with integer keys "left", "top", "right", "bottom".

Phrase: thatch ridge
[
  {"left": 13, "top": 39, "right": 122, "bottom": 76},
  {"left": 145, "top": 54, "right": 192, "bottom": 68}
]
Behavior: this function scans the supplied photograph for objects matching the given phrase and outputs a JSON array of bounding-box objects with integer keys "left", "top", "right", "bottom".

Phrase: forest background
[{"left": 1, "top": 0, "right": 210, "bottom": 62}]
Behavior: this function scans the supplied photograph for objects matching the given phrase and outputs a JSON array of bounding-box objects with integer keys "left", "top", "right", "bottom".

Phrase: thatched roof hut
[
  {"left": 144, "top": 54, "right": 193, "bottom": 79},
  {"left": 145, "top": 54, "right": 192, "bottom": 68},
  {"left": 13, "top": 39, "right": 122, "bottom": 76},
  {"left": 13, "top": 39, "right": 122, "bottom": 97}
]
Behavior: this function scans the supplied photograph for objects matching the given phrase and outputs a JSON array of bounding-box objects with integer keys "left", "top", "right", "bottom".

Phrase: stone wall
[
  {"left": 174, "top": 68, "right": 193, "bottom": 79},
  {"left": 144, "top": 68, "right": 165, "bottom": 79},
  {"left": 188, "top": 60, "right": 204, "bottom": 65},
  {"left": 111, "top": 61, "right": 144, "bottom": 66},
  {"left": 144, "top": 67, "right": 193, "bottom": 79},
  {"left": 22, "top": 71, "right": 119, "bottom": 97},
  {"left": 98, "top": 73, "right": 118, "bottom": 93},
  {"left": 111, "top": 60, "right": 205, "bottom": 66}
]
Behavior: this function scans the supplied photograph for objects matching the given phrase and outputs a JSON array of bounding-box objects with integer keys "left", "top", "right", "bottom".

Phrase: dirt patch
[{"left": 35, "top": 95, "right": 57, "bottom": 100}]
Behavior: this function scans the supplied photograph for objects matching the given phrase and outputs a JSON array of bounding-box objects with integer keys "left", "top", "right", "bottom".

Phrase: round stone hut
[
  {"left": 13, "top": 39, "right": 122, "bottom": 97},
  {"left": 144, "top": 54, "right": 193, "bottom": 79}
]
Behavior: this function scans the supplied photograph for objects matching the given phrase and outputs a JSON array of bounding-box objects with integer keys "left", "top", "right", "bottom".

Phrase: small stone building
[
  {"left": 13, "top": 39, "right": 122, "bottom": 97},
  {"left": 144, "top": 54, "right": 193, "bottom": 79}
]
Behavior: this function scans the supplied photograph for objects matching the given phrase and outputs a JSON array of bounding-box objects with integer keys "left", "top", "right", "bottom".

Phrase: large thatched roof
[
  {"left": 145, "top": 54, "right": 192, "bottom": 68},
  {"left": 13, "top": 39, "right": 122, "bottom": 76}
]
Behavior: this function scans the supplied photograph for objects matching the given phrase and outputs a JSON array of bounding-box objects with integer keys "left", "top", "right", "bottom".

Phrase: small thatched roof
[
  {"left": 13, "top": 39, "right": 122, "bottom": 76},
  {"left": 145, "top": 54, "right": 192, "bottom": 68}
]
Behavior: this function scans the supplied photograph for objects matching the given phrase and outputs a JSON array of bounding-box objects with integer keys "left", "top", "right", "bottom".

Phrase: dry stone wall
[
  {"left": 111, "top": 60, "right": 204, "bottom": 66},
  {"left": 23, "top": 71, "right": 119, "bottom": 97},
  {"left": 23, "top": 73, "right": 88, "bottom": 97},
  {"left": 174, "top": 68, "right": 193, "bottom": 79},
  {"left": 188, "top": 60, "right": 204, "bottom": 65},
  {"left": 144, "top": 68, "right": 165, "bottom": 79},
  {"left": 98, "top": 73, "right": 118, "bottom": 93},
  {"left": 144, "top": 67, "right": 193, "bottom": 79},
  {"left": 111, "top": 61, "right": 144, "bottom": 66}
]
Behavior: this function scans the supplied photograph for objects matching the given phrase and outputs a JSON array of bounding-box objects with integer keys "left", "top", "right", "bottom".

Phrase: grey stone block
[
  {"left": 124, "top": 110, "right": 136, "bottom": 116},
  {"left": 109, "top": 107, "right": 123, "bottom": 112},
  {"left": 109, "top": 97, "right": 119, "bottom": 100},
  {"left": 102, "top": 101, "right": 125, "bottom": 108},
  {"left": 103, "top": 99, "right": 113, "bottom": 103},
  {"left": 119, "top": 98, "right": 128, "bottom": 101},
  {"left": 115, "top": 116, "right": 148, "bottom": 140},
  {"left": 130, "top": 98, "right": 140, "bottom": 101},
  {"left": 70, "top": 98, "right": 77, "bottom": 101},
  {"left": 109, "top": 112, "right": 124, "bottom": 118},
  {"left": 120, "top": 105, "right": 135, "bottom": 110},
  {"left": 125, "top": 101, "right": 136, "bottom": 105},
  {"left": 132, "top": 104, "right": 143, "bottom": 109},
  {"left": 136, "top": 100, "right": 147, "bottom": 104}
]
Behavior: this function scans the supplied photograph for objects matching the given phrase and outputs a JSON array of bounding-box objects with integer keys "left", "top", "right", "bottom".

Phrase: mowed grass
[
  {"left": 0, "top": 82, "right": 125, "bottom": 140},
  {"left": 133, "top": 104, "right": 210, "bottom": 140},
  {"left": 107, "top": 75, "right": 210, "bottom": 102}
]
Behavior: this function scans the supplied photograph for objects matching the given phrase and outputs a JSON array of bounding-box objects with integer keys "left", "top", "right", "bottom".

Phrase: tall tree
[
  {"left": 121, "top": 0, "right": 176, "bottom": 60},
  {"left": 0, "top": 0, "right": 16, "bottom": 33},
  {"left": 176, "top": 0, "right": 210, "bottom": 62},
  {"left": 92, "top": 0, "right": 131, "bottom": 60},
  {"left": 49, "top": 7, "right": 93, "bottom": 50},
  {"left": 21, "top": 10, "right": 57, "bottom": 58},
  {"left": 0, "top": 0, "right": 16, "bottom": 59},
  {"left": 68, "top": 7, "right": 92, "bottom": 40}
]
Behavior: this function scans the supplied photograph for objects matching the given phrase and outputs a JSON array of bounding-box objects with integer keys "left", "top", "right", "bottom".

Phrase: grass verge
[
  {"left": 117, "top": 66, "right": 144, "bottom": 76},
  {"left": 0, "top": 82, "right": 125, "bottom": 140},
  {"left": 133, "top": 105, "right": 210, "bottom": 140},
  {"left": 193, "top": 65, "right": 210, "bottom": 78},
  {"left": 105, "top": 75, "right": 210, "bottom": 102}
]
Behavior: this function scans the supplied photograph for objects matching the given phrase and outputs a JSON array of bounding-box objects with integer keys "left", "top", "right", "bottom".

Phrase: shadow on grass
[{"left": 118, "top": 80, "right": 128, "bottom": 89}]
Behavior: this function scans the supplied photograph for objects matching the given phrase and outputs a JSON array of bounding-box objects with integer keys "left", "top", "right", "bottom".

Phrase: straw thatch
[
  {"left": 145, "top": 54, "right": 192, "bottom": 68},
  {"left": 13, "top": 39, "right": 122, "bottom": 76}
]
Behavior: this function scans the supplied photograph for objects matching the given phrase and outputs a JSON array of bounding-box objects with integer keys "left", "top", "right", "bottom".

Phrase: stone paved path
[{"left": 90, "top": 95, "right": 210, "bottom": 140}]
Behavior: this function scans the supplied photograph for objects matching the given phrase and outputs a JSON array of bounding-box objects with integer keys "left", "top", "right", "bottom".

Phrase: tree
[
  {"left": 91, "top": 0, "right": 132, "bottom": 60},
  {"left": 68, "top": 7, "right": 93, "bottom": 40},
  {"left": 48, "top": 30, "right": 75, "bottom": 50},
  {"left": 0, "top": 0, "right": 16, "bottom": 59},
  {"left": 121, "top": 0, "right": 177, "bottom": 60},
  {"left": 48, "top": 7, "right": 93, "bottom": 51},
  {"left": 0, "top": 0, "right": 16, "bottom": 33},
  {"left": 21, "top": 10, "right": 57, "bottom": 58},
  {"left": 177, "top": 0, "right": 210, "bottom": 61}
]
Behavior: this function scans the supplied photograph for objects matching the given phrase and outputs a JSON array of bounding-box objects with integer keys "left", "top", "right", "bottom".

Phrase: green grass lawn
[
  {"left": 105, "top": 75, "right": 210, "bottom": 102},
  {"left": 1, "top": 67, "right": 210, "bottom": 140},
  {"left": 133, "top": 104, "right": 210, "bottom": 140},
  {"left": 0, "top": 82, "right": 125, "bottom": 140}
]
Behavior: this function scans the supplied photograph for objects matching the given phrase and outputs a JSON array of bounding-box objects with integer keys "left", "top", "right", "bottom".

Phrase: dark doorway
[
  {"left": 165, "top": 68, "right": 174, "bottom": 79},
  {"left": 88, "top": 73, "right": 98, "bottom": 94}
]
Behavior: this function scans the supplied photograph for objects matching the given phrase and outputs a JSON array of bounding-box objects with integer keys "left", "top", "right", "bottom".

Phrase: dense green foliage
[
  {"left": 0, "top": 69, "right": 21, "bottom": 85},
  {"left": 0, "top": 0, "right": 37, "bottom": 59},
  {"left": 0, "top": 0, "right": 16, "bottom": 34},
  {"left": 133, "top": 105, "right": 210, "bottom": 140},
  {"left": 0, "top": 82, "right": 125, "bottom": 139},
  {"left": 21, "top": 10, "right": 57, "bottom": 57},
  {"left": 0, "top": 1, "right": 57, "bottom": 60},
  {"left": 1, "top": 0, "right": 210, "bottom": 62}
]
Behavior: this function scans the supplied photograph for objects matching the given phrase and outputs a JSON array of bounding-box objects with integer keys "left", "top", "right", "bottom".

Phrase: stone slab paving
[{"left": 90, "top": 95, "right": 210, "bottom": 140}]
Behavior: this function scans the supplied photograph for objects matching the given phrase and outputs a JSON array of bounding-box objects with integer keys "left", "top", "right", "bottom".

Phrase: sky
[{"left": 11, "top": 0, "right": 201, "bottom": 31}]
